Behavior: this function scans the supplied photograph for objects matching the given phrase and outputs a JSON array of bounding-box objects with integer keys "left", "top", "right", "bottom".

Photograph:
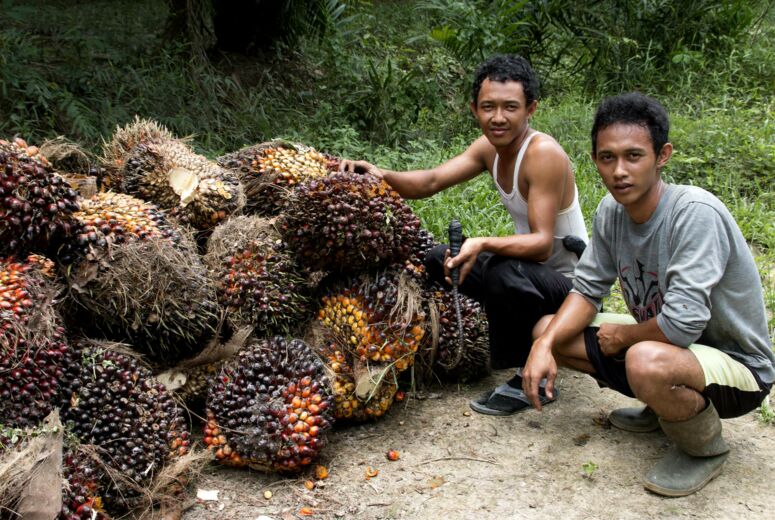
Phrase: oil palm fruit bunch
[
  {"left": 395, "top": 227, "right": 437, "bottom": 283},
  {"left": 62, "top": 198, "right": 217, "bottom": 365},
  {"left": 102, "top": 117, "right": 244, "bottom": 229},
  {"left": 0, "top": 255, "right": 69, "bottom": 428},
  {"left": 317, "top": 269, "right": 426, "bottom": 371},
  {"left": 59, "top": 340, "right": 190, "bottom": 507},
  {"left": 316, "top": 340, "right": 399, "bottom": 421},
  {"left": 421, "top": 284, "right": 490, "bottom": 382},
  {"left": 204, "top": 336, "right": 333, "bottom": 472},
  {"left": 279, "top": 172, "right": 422, "bottom": 273},
  {"left": 0, "top": 137, "right": 80, "bottom": 258},
  {"left": 217, "top": 141, "right": 331, "bottom": 215},
  {"left": 60, "top": 446, "right": 107, "bottom": 520},
  {"left": 205, "top": 216, "right": 310, "bottom": 335}
]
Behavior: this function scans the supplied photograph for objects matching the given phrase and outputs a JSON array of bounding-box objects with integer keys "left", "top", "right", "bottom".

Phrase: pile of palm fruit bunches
[{"left": 0, "top": 120, "right": 490, "bottom": 516}]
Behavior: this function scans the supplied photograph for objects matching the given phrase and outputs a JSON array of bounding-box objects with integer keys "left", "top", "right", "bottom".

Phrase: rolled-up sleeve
[{"left": 656, "top": 202, "right": 730, "bottom": 346}]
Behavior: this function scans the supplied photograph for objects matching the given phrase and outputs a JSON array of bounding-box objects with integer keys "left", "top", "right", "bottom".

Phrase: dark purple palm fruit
[
  {"left": 0, "top": 255, "right": 69, "bottom": 428},
  {"left": 279, "top": 172, "right": 421, "bottom": 273},
  {"left": 204, "top": 336, "right": 333, "bottom": 471},
  {"left": 0, "top": 138, "right": 80, "bottom": 259},
  {"left": 59, "top": 339, "right": 191, "bottom": 508}
]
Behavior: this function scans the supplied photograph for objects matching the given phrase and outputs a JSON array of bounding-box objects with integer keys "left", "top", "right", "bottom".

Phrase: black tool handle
[{"left": 448, "top": 219, "right": 463, "bottom": 286}]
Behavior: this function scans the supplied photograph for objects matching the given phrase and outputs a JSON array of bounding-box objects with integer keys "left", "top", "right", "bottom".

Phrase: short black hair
[
  {"left": 471, "top": 55, "right": 539, "bottom": 107},
  {"left": 591, "top": 92, "right": 669, "bottom": 156}
]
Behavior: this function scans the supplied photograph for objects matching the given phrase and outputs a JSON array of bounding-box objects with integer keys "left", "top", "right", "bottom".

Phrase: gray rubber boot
[
  {"left": 609, "top": 406, "right": 660, "bottom": 433},
  {"left": 643, "top": 402, "right": 730, "bottom": 497}
]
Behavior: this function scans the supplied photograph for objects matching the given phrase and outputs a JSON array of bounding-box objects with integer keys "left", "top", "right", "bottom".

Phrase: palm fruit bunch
[
  {"left": 73, "top": 192, "right": 181, "bottom": 245},
  {"left": 102, "top": 117, "right": 244, "bottom": 229},
  {"left": 62, "top": 201, "right": 217, "bottom": 364},
  {"left": 60, "top": 446, "right": 108, "bottom": 520},
  {"left": 204, "top": 336, "right": 333, "bottom": 472},
  {"left": 395, "top": 227, "right": 437, "bottom": 283},
  {"left": 59, "top": 340, "right": 190, "bottom": 507},
  {"left": 38, "top": 137, "right": 104, "bottom": 199},
  {"left": 316, "top": 341, "right": 399, "bottom": 421},
  {"left": 0, "top": 255, "right": 69, "bottom": 428},
  {"left": 421, "top": 284, "right": 490, "bottom": 382},
  {"left": 279, "top": 172, "right": 422, "bottom": 273},
  {"left": 317, "top": 269, "right": 426, "bottom": 371},
  {"left": 0, "top": 137, "right": 80, "bottom": 258},
  {"left": 217, "top": 141, "right": 331, "bottom": 215},
  {"left": 205, "top": 216, "right": 310, "bottom": 335}
]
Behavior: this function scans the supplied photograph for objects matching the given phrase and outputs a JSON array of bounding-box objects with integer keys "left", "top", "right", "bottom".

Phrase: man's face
[
  {"left": 592, "top": 123, "right": 672, "bottom": 221},
  {"left": 471, "top": 79, "right": 536, "bottom": 148}
]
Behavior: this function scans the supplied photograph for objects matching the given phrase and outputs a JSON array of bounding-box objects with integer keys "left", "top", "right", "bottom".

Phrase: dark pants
[{"left": 425, "top": 244, "right": 573, "bottom": 370}]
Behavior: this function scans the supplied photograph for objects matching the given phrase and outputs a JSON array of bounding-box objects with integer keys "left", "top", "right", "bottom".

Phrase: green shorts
[{"left": 584, "top": 313, "right": 771, "bottom": 418}]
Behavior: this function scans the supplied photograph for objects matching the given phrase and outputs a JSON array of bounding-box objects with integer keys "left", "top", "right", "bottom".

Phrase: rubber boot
[
  {"left": 609, "top": 406, "right": 660, "bottom": 433},
  {"left": 643, "top": 402, "right": 729, "bottom": 497}
]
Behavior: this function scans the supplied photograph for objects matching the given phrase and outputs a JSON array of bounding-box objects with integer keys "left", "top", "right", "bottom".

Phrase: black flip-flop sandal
[{"left": 469, "top": 385, "right": 557, "bottom": 416}]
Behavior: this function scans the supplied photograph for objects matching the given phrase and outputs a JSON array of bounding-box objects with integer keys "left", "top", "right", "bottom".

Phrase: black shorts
[{"left": 583, "top": 325, "right": 772, "bottom": 419}]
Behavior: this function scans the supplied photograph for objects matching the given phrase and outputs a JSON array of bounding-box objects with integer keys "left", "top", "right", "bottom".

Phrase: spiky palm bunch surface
[
  {"left": 59, "top": 340, "right": 190, "bottom": 508},
  {"left": 0, "top": 138, "right": 80, "bottom": 259},
  {"left": 102, "top": 118, "right": 244, "bottom": 229},
  {"left": 0, "top": 255, "right": 69, "bottom": 428},
  {"left": 206, "top": 216, "right": 310, "bottom": 335},
  {"left": 279, "top": 172, "right": 422, "bottom": 273},
  {"left": 204, "top": 336, "right": 333, "bottom": 472},
  {"left": 60, "top": 446, "right": 108, "bottom": 520},
  {"left": 422, "top": 284, "right": 490, "bottom": 382},
  {"left": 217, "top": 141, "right": 333, "bottom": 215},
  {"left": 63, "top": 195, "right": 217, "bottom": 365}
]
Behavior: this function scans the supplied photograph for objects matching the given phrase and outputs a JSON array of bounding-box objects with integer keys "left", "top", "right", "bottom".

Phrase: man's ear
[
  {"left": 657, "top": 142, "right": 673, "bottom": 169},
  {"left": 526, "top": 100, "right": 538, "bottom": 119},
  {"left": 469, "top": 101, "right": 477, "bottom": 118}
]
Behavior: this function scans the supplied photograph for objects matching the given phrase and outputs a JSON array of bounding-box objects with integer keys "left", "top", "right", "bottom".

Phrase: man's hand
[
  {"left": 596, "top": 323, "right": 628, "bottom": 357},
  {"left": 338, "top": 159, "right": 385, "bottom": 180},
  {"left": 522, "top": 336, "right": 557, "bottom": 411},
  {"left": 444, "top": 237, "right": 483, "bottom": 285}
]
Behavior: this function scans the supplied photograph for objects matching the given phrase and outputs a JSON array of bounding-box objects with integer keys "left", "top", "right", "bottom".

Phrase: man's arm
[
  {"left": 447, "top": 137, "right": 569, "bottom": 283},
  {"left": 339, "top": 136, "right": 490, "bottom": 199},
  {"left": 522, "top": 293, "right": 598, "bottom": 409}
]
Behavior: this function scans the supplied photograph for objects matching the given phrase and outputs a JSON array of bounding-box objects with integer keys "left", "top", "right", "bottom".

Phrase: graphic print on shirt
[{"left": 618, "top": 259, "right": 663, "bottom": 323}]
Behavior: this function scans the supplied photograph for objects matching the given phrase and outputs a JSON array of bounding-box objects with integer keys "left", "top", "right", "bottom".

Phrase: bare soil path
[{"left": 184, "top": 368, "right": 774, "bottom": 520}]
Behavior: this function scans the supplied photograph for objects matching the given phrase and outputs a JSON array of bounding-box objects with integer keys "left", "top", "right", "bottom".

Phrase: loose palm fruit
[
  {"left": 218, "top": 141, "right": 331, "bottom": 215},
  {"left": 0, "top": 255, "right": 69, "bottom": 428},
  {"left": 59, "top": 340, "right": 190, "bottom": 507},
  {"left": 0, "top": 138, "right": 80, "bottom": 258},
  {"left": 279, "top": 172, "right": 421, "bottom": 273},
  {"left": 421, "top": 284, "right": 490, "bottom": 382},
  {"left": 103, "top": 118, "right": 244, "bottom": 229},
  {"left": 205, "top": 336, "right": 334, "bottom": 472}
]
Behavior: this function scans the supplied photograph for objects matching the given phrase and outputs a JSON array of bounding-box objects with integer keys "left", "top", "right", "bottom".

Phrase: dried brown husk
[
  {"left": 63, "top": 232, "right": 220, "bottom": 366},
  {"left": 0, "top": 411, "right": 63, "bottom": 519}
]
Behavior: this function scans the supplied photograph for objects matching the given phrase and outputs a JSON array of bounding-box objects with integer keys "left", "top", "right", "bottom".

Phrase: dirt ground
[{"left": 183, "top": 368, "right": 774, "bottom": 520}]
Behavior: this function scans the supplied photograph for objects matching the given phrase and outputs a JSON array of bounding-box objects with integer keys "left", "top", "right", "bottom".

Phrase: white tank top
[{"left": 492, "top": 131, "right": 588, "bottom": 277}]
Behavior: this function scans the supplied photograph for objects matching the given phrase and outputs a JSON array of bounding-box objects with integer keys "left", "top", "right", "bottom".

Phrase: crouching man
[{"left": 522, "top": 92, "right": 774, "bottom": 496}]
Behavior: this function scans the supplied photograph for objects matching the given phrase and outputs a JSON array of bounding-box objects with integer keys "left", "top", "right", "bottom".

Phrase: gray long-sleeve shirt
[{"left": 572, "top": 184, "right": 774, "bottom": 384}]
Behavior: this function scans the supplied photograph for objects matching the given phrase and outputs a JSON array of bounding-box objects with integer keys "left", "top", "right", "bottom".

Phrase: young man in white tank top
[{"left": 340, "top": 55, "right": 588, "bottom": 415}]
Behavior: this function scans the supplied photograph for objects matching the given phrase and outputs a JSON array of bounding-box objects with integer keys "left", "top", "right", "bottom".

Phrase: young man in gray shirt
[{"left": 521, "top": 92, "right": 774, "bottom": 496}]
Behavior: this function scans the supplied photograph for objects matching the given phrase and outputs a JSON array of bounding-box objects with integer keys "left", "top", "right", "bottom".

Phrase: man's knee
[
  {"left": 424, "top": 244, "right": 447, "bottom": 282},
  {"left": 625, "top": 342, "right": 686, "bottom": 396}
]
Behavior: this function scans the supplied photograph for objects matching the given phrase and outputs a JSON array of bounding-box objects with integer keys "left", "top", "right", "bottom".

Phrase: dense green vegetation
[{"left": 0, "top": 0, "right": 773, "bottom": 330}]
